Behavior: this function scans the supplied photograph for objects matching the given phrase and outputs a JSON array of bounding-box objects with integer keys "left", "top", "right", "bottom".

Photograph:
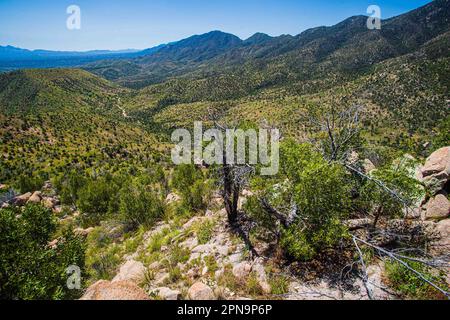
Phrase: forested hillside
[{"left": 0, "top": 0, "right": 449, "bottom": 301}]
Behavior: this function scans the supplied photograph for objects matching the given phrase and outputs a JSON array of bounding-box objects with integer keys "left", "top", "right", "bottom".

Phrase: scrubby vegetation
[
  {"left": 0, "top": 1, "right": 449, "bottom": 301},
  {"left": 0, "top": 204, "right": 85, "bottom": 299}
]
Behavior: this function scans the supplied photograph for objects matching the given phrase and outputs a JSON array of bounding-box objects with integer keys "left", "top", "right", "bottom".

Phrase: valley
[{"left": 0, "top": 0, "right": 449, "bottom": 301}]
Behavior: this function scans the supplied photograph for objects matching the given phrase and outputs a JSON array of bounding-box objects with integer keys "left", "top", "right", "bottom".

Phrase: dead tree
[
  {"left": 308, "top": 104, "right": 363, "bottom": 163},
  {"left": 204, "top": 108, "right": 258, "bottom": 256}
]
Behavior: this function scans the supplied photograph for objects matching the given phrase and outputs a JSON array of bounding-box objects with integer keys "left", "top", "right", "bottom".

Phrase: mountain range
[
  {"left": 1, "top": 0, "right": 450, "bottom": 301},
  {"left": 0, "top": 0, "right": 449, "bottom": 156}
]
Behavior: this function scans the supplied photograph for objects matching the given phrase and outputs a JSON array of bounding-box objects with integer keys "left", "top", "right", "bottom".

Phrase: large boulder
[
  {"left": 421, "top": 147, "right": 450, "bottom": 195},
  {"left": 151, "top": 287, "right": 180, "bottom": 300},
  {"left": 424, "top": 192, "right": 450, "bottom": 220},
  {"left": 112, "top": 260, "right": 147, "bottom": 284},
  {"left": 188, "top": 282, "right": 215, "bottom": 300},
  {"left": 431, "top": 219, "right": 450, "bottom": 256},
  {"left": 363, "top": 159, "right": 376, "bottom": 173},
  {"left": 232, "top": 262, "right": 252, "bottom": 279},
  {"left": 80, "top": 280, "right": 150, "bottom": 300},
  {"left": 27, "top": 191, "right": 42, "bottom": 204},
  {"left": 252, "top": 260, "right": 271, "bottom": 294},
  {"left": 12, "top": 192, "right": 32, "bottom": 205}
]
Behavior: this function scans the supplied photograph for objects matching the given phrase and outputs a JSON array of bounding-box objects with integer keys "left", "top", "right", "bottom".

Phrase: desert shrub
[
  {"left": 0, "top": 204, "right": 85, "bottom": 300},
  {"left": 269, "top": 275, "right": 290, "bottom": 295},
  {"left": 246, "top": 273, "right": 264, "bottom": 296},
  {"left": 432, "top": 116, "right": 450, "bottom": 150},
  {"left": 194, "top": 219, "right": 216, "bottom": 244},
  {"left": 85, "top": 227, "right": 122, "bottom": 281},
  {"left": 76, "top": 175, "right": 120, "bottom": 226},
  {"left": 248, "top": 141, "right": 350, "bottom": 261},
  {"left": 172, "top": 164, "right": 209, "bottom": 211},
  {"left": 53, "top": 171, "right": 87, "bottom": 205},
  {"left": 14, "top": 173, "right": 45, "bottom": 194},
  {"left": 358, "top": 157, "right": 423, "bottom": 227},
  {"left": 385, "top": 259, "right": 448, "bottom": 300},
  {"left": 118, "top": 182, "right": 165, "bottom": 230}
]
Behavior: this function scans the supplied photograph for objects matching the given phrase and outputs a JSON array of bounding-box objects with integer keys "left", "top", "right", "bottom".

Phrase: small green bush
[
  {"left": 194, "top": 219, "right": 216, "bottom": 245},
  {"left": 0, "top": 204, "right": 85, "bottom": 300},
  {"left": 385, "top": 259, "right": 448, "bottom": 300},
  {"left": 118, "top": 182, "right": 165, "bottom": 230}
]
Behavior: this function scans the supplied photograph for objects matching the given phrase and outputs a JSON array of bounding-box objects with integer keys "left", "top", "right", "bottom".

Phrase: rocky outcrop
[
  {"left": 81, "top": 280, "right": 150, "bottom": 300},
  {"left": 151, "top": 287, "right": 181, "bottom": 300},
  {"left": 430, "top": 219, "right": 450, "bottom": 256},
  {"left": 188, "top": 282, "right": 216, "bottom": 300},
  {"left": 27, "top": 191, "right": 42, "bottom": 204},
  {"left": 424, "top": 192, "right": 450, "bottom": 220},
  {"left": 42, "top": 197, "right": 56, "bottom": 209},
  {"left": 363, "top": 159, "right": 376, "bottom": 173},
  {"left": 188, "top": 282, "right": 215, "bottom": 300},
  {"left": 12, "top": 192, "right": 32, "bottom": 205},
  {"left": 232, "top": 262, "right": 252, "bottom": 279},
  {"left": 112, "top": 260, "right": 147, "bottom": 284},
  {"left": 421, "top": 147, "right": 450, "bottom": 195},
  {"left": 252, "top": 260, "right": 271, "bottom": 294}
]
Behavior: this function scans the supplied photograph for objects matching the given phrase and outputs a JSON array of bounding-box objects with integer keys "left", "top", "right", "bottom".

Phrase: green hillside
[{"left": 0, "top": 69, "right": 167, "bottom": 188}]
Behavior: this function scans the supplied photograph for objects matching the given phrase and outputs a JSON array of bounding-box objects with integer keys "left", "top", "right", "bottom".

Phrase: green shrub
[
  {"left": 85, "top": 228, "right": 121, "bottom": 282},
  {"left": 248, "top": 141, "right": 350, "bottom": 261},
  {"left": 53, "top": 171, "right": 86, "bottom": 205},
  {"left": 118, "top": 182, "right": 165, "bottom": 230},
  {"left": 194, "top": 219, "right": 216, "bottom": 245},
  {"left": 76, "top": 175, "right": 120, "bottom": 226},
  {"left": 172, "top": 164, "right": 208, "bottom": 211},
  {"left": 0, "top": 204, "right": 85, "bottom": 300},
  {"left": 385, "top": 259, "right": 448, "bottom": 300},
  {"left": 14, "top": 174, "right": 45, "bottom": 194},
  {"left": 269, "top": 275, "right": 290, "bottom": 295}
]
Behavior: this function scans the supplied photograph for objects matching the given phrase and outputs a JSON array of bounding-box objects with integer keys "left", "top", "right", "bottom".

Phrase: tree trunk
[{"left": 223, "top": 163, "right": 238, "bottom": 224}]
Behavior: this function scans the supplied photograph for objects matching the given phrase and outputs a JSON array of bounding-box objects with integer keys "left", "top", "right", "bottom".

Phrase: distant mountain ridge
[
  {"left": 0, "top": 46, "right": 146, "bottom": 72},
  {"left": 1, "top": 0, "right": 449, "bottom": 87},
  {"left": 84, "top": 0, "right": 450, "bottom": 88}
]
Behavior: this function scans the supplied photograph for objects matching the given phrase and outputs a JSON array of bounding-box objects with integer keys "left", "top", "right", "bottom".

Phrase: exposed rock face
[
  {"left": 112, "top": 260, "right": 147, "bottom": 284},
  {"left": 363, "top": 159, "right": 376, "bottom": 173},
  {"left": 424, "top": 192, "right": 450, "bottom": 220},
  {"left": 81, "top": 280, "right": 150, "bottom": 300},
  {"left": 430, "top": 219, "right": 450, "bottom": 256},
  {"left": 151, "top": 287, "right": 180, "bottom": 300},
  {"left": 232, "top": 262, "right": 252, "bottom": 279},
  {"left": 188, "top": 282, "right": 215, "bottom": 300},
  {"left": 27, "top": 191, "right": 42, "bottom": 204},
  {"left": 252, "top": 260, "right": 271, "bottom": 294},
  {"left": 166, "top": 193, "right": 181, "bottom": 204},
  {"left": 421, "top": 147, "right": 450, "bottom": 195},
  {"left": 12, "top": 192, "right": 32, "bottom": 205}
]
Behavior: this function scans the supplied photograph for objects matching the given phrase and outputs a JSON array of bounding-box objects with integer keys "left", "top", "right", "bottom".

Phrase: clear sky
[{"left": 0, "top": 0, "right": 433, "bottom": 51}]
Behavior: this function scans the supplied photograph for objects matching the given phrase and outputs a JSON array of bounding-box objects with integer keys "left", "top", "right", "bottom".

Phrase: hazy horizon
[{"left": 0, "top": 0, "right": 432, "bottom": 52}]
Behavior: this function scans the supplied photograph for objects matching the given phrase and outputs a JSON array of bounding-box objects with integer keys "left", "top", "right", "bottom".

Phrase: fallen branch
[{"left": 352, "top": 237, "right": 374, "bottom": 300}]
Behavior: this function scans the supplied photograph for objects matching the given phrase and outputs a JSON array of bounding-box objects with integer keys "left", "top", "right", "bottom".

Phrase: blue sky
[{"left": 0, "top": 0, "right": 432, "bottom": 51}]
